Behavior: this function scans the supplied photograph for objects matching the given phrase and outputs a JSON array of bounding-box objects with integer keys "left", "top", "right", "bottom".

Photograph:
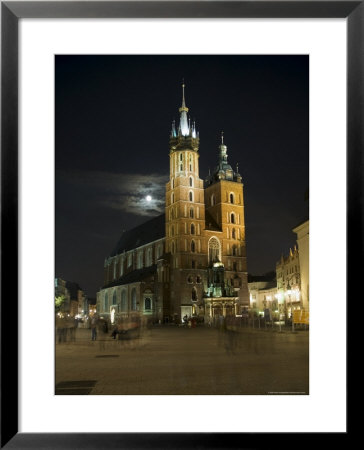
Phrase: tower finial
[
  {"left": 180, "top": 79, "right": 188, "bottom": 112},
  {"left": 221, "top": 131, "right": 224, "bottom": 144},
  {"left": 178, "top": 80, "right": 189, "bottom": 136}
]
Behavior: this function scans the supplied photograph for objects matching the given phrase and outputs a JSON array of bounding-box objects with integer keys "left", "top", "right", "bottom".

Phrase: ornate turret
[
  {"left": 170, "top": 82, "right": 199, "bottom": 152},
  {"left": 205, "top": 132, "right": 242, "bottom": 186}
]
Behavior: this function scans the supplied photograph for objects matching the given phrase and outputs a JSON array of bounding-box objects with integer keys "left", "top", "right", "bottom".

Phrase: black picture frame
[{"left": 1, "top": 1, "right": 355, "bottom": 448}]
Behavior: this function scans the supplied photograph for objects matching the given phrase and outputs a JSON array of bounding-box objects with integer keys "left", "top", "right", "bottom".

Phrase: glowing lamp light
[{"left": 286, "top": 281, "right": 292, "bottom": 295}]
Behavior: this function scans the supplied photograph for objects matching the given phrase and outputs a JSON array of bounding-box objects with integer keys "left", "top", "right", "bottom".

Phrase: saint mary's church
[{"left": 96, "top": 84, "right": 249, "bottom": 323}]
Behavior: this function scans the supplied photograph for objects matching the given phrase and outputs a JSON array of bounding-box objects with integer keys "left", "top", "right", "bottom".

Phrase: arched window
[
  {"left": 189, "top": 207, "right": 194, "bottom": 218},
  {"left": 231, "top": 213, "right": 235, "bottom": 224},
  {"left": 196, "top": 275, "right": 201, "bottom": 284},
  {"left": 112, "top": 291, "right": 117, "bottom": 305},
  {"left": 189, "top": 191, "right": 193, "bottom": 202},
  {"left": 189, "top": 154, "right": 193, "bottom": 171},
  {"left": 187, "top": 275, "right": 193, "bottom": 284},
  {"left": 138, "top": 251, "right": 143, "bottom": 269},
  {"left": 157, "top": 244, "right": 162, "bottom": 259},
  {"left": 232, "top": 245, "right": 237, "bottom": 256},
  {"left": 145, "top": 297, "right": 151, "bottom": 311},
  {"left": 121, "top": 290, "right": 127, "bottom": 312},
  {"left": 191, "top": 223, "right": 195, "bottom": 235},
  {"left": 232, "top": 228, "right": 236, "bottom": 240},
  {"left": 180, "top": 153, "right": 183, "bottom": 161},
  {"left": 131, "top": 289, "right": 137, "bottom": 311},
  {"left": 104, "top": 293, "right": 109, "bottom": 312},
  {"left": 192, "top": 288, "right": 197, "bottom": 301},
  {"left": 230, "top": 193, "right": 235, "bottom": 204},
  {"left": 146, "top": 248, "right": 153, "bottom": 266},
  {"left": 189, "top": 177, "right": 193, "bottom": 187},
  {"left": 191, "top": 240, "right": 196, "bottom": 253},
  {"left": 208, "top": 237, "right": 221, "bottom": 264}
]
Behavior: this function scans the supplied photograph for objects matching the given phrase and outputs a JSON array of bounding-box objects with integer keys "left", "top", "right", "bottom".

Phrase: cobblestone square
[{"left": 55, "top": 326, "right": 309, "bottom": 395}]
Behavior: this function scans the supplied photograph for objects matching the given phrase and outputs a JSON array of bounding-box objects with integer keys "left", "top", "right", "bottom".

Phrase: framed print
[{"left": 1, "top": 1, "right": 355, "bottom": 447}]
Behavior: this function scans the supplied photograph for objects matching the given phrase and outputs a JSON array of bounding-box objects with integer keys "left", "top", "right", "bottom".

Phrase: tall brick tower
[
  {"left": 165, "top": 83, "right": 207, "bottom": 319},
  {"left": 204, "top": 133, "right": 250, "bottom": 315}
]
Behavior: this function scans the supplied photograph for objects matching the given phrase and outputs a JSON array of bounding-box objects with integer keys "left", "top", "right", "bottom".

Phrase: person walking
[{"left": 91, "top": 314, "right": 98, "bottom": 341}]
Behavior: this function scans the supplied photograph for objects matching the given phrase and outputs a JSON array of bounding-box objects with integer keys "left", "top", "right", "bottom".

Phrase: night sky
[{"left": 55, "top": 55, "right": 309, "bottom": 299}]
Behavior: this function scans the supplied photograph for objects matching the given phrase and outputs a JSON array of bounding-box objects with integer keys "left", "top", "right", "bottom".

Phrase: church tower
[
  {"left": 165, "top": 83, "right": 206, "bottom": 318},
  {"left": 204, "top": 133, "right": 249, "bottom": 313}
]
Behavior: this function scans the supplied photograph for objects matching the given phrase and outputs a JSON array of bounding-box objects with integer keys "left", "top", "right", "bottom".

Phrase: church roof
[
  {"left": 110, "top": 214, "right": 165, "bottom": 257},
  {"left": 103, "top": 264, "right": 157, "bottom": 289}
]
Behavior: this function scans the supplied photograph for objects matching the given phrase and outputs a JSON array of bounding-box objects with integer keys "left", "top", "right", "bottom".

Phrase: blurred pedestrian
[
  {"left": 67, "top": 316, "right": 77, "bottom": 342},
  {"left": 217, "top": 315, "right": 225, "bottom": 347},
  {"left": 91, "top": 315, "right": 98, "bottom": 341},
  {"left": 224, "top": 315, "right": 238, "bottom": 355},
  {"left": 56, "top": 314, "right": 66, "bottom": 344}
]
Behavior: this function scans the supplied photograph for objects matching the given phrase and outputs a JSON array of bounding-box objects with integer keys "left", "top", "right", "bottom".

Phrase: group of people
[
  {"left": 110, "top": 315, "right": 143, "bottom": 340},
  {"left": 55, "top": 314, "right": 78, "bottom": 343},
  {"left": 89, "top": 314, "right": 144, "bottom": 342},
  {"left": 182, "top": 315, "right": 205, "bottom": 328},
  {"left": 90, "top": 314, "right": 109, "bottom": 341}
]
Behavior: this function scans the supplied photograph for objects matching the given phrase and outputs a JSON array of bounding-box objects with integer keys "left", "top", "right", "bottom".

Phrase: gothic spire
[
  {"left": 169, "top": 82, "right": 199, "bottom": 153},
  {"left": 178, "top": 81, "right": 190, "bottom": 136}
]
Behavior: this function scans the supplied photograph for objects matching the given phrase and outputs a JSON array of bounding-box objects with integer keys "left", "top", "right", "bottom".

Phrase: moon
[{"left": 146, "top": 195, "right": 152, "bottom": 202}]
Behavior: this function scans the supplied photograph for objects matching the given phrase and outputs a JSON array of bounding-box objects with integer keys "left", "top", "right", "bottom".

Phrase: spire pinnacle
[
  {"left": 178, "top": 80, "right": 190, "bottom": 136},
  {"left": 221, "top": 131, "right": 224, "bottom": 144},
  {"left": 170, "top": 81, "right": 199, "bottom": 143},
  {"left": 179, "top": 80, "right": 189, "bottom": 113}
]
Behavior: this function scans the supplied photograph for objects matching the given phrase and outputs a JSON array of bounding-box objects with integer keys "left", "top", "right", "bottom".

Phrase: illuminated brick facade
[{"left": 97, "top": 85, "right": 249, "bottom": 323}]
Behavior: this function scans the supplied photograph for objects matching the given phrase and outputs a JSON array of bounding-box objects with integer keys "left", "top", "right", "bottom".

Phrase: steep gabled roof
[
  {"left": 110, "top": 214, "right": 165, "bottom": 257},
  {"left": 103, "top": 264, "right": 157, "bottom": 289}
]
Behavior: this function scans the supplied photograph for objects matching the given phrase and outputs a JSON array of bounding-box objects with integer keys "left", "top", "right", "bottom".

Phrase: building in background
[
  {"left": 293, "top": 220, "right": 309, "bottom": 313},
  {"left": 55, "top": 278, "right": 86, "bottom": 317},
  {"left": 248, "top": 274, "right": 278, "bottom": 319},
  {"left": 97, "top": 84, "right": 249, "bottom": 324},
  {"left": 276, "top": 245, "right": 302, "bottom": 319},
  {"left": 275, "top": 217, "right": 309, "bottom": 324},
  {"left": 65, "top": 281, "right": 85, "bottom": 317}
]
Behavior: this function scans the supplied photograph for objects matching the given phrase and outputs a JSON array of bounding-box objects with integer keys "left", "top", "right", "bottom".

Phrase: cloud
[{"left": 57, "top": 169, "right": 168, "bottom": 216}]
